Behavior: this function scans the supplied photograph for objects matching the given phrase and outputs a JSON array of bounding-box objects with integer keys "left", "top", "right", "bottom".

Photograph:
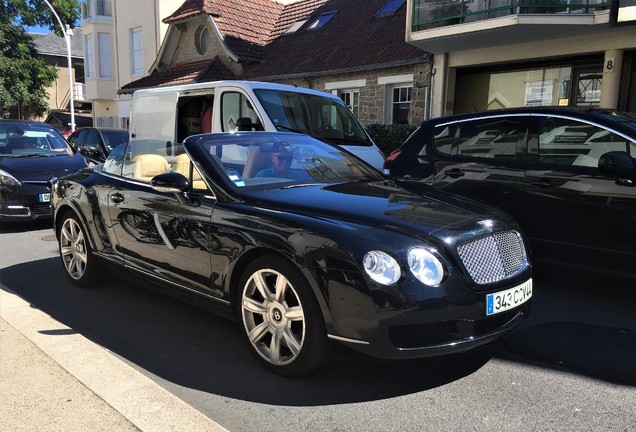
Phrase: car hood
[
  {"left": 245, "top": 180, "right": 515, "bottom": 242},
  {"left": 0, "top": 154, "right": 87, "bottom": 181}
]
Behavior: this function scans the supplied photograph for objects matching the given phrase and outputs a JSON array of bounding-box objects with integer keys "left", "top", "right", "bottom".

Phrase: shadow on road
[
  {"left": 499, "top": 269, "right": 636, "bottom": 386},
  {"left": 2, "top": 257, "right": 634, "bottom": 408}
]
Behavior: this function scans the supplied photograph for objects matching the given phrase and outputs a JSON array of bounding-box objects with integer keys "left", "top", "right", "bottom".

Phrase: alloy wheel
[
  {"left": 241, "top": 268, "right": 306, "bottom": 366},
  {"left": 60, "top": 217, "right": 88, "bottom": 280}
]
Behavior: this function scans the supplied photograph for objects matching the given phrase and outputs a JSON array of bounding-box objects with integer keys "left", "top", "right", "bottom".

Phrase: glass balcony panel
[{"left": 412, "top": 0, "right": 611, "bottom": 28}]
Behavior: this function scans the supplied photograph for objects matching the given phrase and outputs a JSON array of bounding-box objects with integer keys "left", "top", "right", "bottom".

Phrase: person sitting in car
[{"left": 255, "top": 148, "right": 305, "bottom": 179}]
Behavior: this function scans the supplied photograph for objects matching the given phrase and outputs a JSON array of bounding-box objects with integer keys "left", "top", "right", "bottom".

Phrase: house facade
[
  {"left": 31, "top": 28, "right": 91, "bottom": 128},
  {"left": 406, "top": 0, "right": 636, "bottom": 117},
  {"left": 119, "top": 0, "right": 432, "bottom": 128},
  {"left": 81, "top": 0, "right": 183, "bottom": 128}
]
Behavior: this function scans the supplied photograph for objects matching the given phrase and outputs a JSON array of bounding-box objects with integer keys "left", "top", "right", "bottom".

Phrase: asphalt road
[{"left": 1, "top": 221, "right": 635, "bottom": 432}]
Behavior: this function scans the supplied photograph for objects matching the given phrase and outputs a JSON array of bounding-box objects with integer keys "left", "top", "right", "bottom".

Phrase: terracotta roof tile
[
  {"left": 120, "top": 58, "right": 234, "bottom": 93},
  {"left": 124, "top": 0, "right": 427, "bottom": 92},
  {"left": 244, "top": 0, "right": 427, "bottom": 78}
]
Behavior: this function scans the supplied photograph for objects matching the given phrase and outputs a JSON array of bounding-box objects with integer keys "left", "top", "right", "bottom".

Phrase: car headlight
[
  {"left": 408, "top": 247, "right": 445, "bottom": 287},
  {"left": 0, "top": 169, "right": 21, "bottom": 186},
  {"left": 363, "top": 251, "right": 401, "bottom": 285}
]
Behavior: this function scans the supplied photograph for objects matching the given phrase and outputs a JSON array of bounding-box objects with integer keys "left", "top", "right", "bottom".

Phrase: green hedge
[{"left": 366, "top": 123, "right": 418, "bottom": 156}]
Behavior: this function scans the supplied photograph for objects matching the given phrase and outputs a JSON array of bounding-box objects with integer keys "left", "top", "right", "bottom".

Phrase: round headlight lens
[
  {"left": 408, "top": 247, "right": 445, "bottom": 287},
  {"left": 0, "top": 169, "right": 21, "bottom": 187},
  {"left": 363, "top": 251, "right": 401, "bottom": 285}
]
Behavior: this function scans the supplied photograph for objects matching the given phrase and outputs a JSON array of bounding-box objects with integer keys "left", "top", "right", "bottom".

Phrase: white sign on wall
[{"left": 524, "top": 80, "right": 555, "bottom": 106}]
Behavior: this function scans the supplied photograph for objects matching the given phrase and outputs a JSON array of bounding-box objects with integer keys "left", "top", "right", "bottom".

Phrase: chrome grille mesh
[{"left": 457, "top": 230, "right": 527, "bottom": 285}]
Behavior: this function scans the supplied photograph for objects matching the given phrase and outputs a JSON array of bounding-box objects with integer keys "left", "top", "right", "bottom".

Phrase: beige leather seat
[
  {"left": 131, "top": 154, "right": 170, "bottom": 182},
  {"left": 242, "top": 147, "right": 272, "bottom": 178},
  {"left": 171, "top": 153, "right": 207, "bottom": 189}
]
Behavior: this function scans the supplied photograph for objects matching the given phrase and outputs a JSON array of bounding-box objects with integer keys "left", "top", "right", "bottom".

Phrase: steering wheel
[{"left": 316, "top": 125, "right": 335, "bottom": 134}]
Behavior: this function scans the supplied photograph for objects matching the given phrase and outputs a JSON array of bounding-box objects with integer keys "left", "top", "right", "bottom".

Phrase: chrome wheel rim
[
  {"left": 60, "top": 218, "right": 88, "bottom": 280},
  {"left": 241, "top": 269, "right": 306, "bottom": 366}
]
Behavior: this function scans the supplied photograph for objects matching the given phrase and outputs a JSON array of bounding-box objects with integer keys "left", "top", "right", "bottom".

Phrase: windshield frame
[{"left": 183, "top": 132, "right": 384, "bottom": 194}]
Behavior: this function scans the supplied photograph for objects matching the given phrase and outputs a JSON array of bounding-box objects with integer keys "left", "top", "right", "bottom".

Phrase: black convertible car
[{"left": 52, "top": 132, "right": 532, "bottom": 375}]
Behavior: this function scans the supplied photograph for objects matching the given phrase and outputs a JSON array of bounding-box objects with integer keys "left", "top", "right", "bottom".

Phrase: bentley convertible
[{"left": 52, "top": 132, "right": 532, "bottom": 376}]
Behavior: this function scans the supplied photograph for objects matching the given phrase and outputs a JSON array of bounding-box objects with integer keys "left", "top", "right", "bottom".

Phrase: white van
[{"left": 129, "top": 80, "right": 385, "bottom": 169}]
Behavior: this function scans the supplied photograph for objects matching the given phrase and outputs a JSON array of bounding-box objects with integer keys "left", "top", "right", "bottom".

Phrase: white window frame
[
  {"left": 130, "top": 27, "right": 144, "bottom": 76},
  {"left": 388, "top": 84, "right": 413, "bottom": 124},
  {"left": 84, "top": 34, "right": 94, "bottom": 79},
  {"left": 338, "top": 89, "right": 360, "bottom": 118},
  {"left": 98, "top": 32, "right": 112, "bottom": 79}
]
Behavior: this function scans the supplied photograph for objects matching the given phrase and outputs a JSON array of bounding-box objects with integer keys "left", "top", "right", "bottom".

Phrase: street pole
[{"left": 43, "top": 0, "right": 75, "bottom": 131}]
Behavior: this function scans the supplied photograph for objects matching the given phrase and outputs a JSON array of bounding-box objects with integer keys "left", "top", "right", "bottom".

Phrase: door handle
[
  {"left": 445, "top": 168, "right": 465, "bottom": 178},
  {"left": 110, "top": 193, "right": 125, "bottom": 203}
]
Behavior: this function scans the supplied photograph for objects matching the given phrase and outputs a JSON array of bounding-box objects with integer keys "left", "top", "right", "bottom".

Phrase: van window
[
  {"left": 221, "top": 92, "right": 261, "bottom": 132},
  {"left": 254, "top": 89, "right": 370, "bottom": 146},
  {"left": 130, "top": 92, "right": 178, "bottom": 148}
]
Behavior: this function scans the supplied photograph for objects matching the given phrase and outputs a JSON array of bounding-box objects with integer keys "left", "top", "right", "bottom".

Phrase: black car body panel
[
  {"left": 386, "top": 107, "right": 636, "bottom": 278},
  {"left": 0, "top": 120, "right": 87, "bottom": 221},
  {"left": 52, "top": 132, "right": 532, "bottom": 371}
]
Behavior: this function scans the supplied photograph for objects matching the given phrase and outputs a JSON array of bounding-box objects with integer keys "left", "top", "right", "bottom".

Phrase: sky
[{"left": 27, "top": 25, "right": 52, "bottom": 34}]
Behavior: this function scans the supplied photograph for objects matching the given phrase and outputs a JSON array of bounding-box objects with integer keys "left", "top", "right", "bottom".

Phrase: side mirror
[
  {"left": 151, "top": 172, "right": 190, "bottom": 194},
  {"left": 236, "top": 117, "right": 262, "bottom": 131},
  {"left": 598, "top": 151, "right": 635, "bottom": 186}
]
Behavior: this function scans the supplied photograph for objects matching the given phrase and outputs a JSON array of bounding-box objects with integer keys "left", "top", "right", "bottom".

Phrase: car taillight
[{"left": 383, "top": 149, "right": 402, "bottom": 175}]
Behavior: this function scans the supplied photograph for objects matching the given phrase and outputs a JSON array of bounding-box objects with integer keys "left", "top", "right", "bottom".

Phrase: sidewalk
[{"left": 0, "top": 286, "right": 229, "bottom": 432}]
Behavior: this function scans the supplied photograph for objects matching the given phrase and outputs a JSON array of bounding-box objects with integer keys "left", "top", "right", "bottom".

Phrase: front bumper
[
  {"left": 0, "top": 183, "right": 52, "bottom": 221},
  {"left": 325, "top": 271, "right": 532, "bottom": 360}
]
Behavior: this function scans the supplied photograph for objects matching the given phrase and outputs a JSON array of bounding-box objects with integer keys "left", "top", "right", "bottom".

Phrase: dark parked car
[
  {"left": 0, "top": 120, "right": 87, "bottom": 222},
  {"left": 67, "top": 127, "right": 129, "bottom": 164},
  {"left": 384, "top": 107, "right": 636, "bottom": 278},
  {"left": 52, "top": 132, "right": 532, "bottom": 375}
]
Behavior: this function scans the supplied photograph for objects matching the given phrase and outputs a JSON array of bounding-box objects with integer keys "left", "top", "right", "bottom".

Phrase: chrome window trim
[{"left": 436, "top": 112, "right": 635, "bottom": 152}]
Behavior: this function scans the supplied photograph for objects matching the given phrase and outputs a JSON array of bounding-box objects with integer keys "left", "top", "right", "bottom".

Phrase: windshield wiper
[
  {"left": 275, "top": 124, "right": 303, "bottom": 133},
  {"left": 281, "top": 182, "right": 322, "bottom": 189},
  {"left": 14, "top": 153, "right": 51, "bottom": 158}
]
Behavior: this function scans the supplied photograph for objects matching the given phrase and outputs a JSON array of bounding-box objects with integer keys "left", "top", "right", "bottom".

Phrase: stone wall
[{"left": 270, "top": 63, "right": 431, "bottom": 127}]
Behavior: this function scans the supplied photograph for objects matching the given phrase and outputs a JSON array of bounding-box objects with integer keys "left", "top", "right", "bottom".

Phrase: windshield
[
  {"left": 0, "top": 123, "right": 73, "bottom": 157},
  {"left": 254, "top": 89, "right": 371, "bottom": 147},
  {"left": 101, "top": 130, "right": 129, "bottom": 152},
  {"left": 185, "top": 132, "right": 383, "bottom": 191}
]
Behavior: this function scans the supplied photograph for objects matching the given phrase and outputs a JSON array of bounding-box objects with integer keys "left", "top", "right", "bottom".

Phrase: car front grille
[
  {"left": 457, "top": 230, "right": 528, "bottom": 286},
  {"left": 29, "top": 203, "right": 52, "bottom": 217}
]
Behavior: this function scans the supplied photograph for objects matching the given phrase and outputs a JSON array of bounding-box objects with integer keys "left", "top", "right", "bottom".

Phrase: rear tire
[
  {"left": 58, "top": 212, "right": 100, "bottom": 287},
  {"left": 238, "top": 256, "right": 331, "bottom": 376}
]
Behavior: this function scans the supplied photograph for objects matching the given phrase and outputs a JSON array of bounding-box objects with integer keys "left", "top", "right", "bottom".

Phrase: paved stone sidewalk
[{"left": 0, "top": 286, "right": 229, "bottom": 432}]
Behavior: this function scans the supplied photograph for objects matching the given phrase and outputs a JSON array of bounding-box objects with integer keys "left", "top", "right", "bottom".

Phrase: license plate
[
  {"left": 486, "top": 279, "right": 532, "bottom": 316},
  {"left": 38, "top": 193, "right": 51, "bottom": 203}
]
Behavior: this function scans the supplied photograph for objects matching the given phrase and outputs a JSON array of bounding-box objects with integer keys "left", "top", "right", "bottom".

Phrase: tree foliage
[{"left": 0, "top": 0, "right": 80, "bottom": 119}]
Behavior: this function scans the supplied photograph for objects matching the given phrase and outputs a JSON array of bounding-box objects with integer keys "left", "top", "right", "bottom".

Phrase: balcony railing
[
  {"left": 81, "top": 0, "right": 113, "bottom": 20},
  {"left": 412, "top": 0, "right": 611, "bottom": 30}
]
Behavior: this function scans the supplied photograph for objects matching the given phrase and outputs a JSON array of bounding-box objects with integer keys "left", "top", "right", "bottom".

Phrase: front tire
[
  {"left": 58, "top": 212, "right": 100, "bottom": 287},
  {"left": 238, "top": 256, "right": 330, "bottom": 376}
]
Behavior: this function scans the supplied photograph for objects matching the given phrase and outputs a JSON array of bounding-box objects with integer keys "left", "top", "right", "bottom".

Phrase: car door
[
  {"left": 428, "top": 115, "right": 529, "bottom": 222},
  {"left": 106, "top": 141, "right": 219, "bottom": 296},
  {"left": 523, "top": 114, "right": 636, "bottom": 274}
]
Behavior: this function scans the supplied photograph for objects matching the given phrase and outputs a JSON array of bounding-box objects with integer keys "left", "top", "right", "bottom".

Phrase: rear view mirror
[
  {"left": 598, "top": 151, "right": 635, "bottom": 186},
  {"left": 151, "top": 172, "right": 190, "bottom": 193},
  {"left": 236, "top": 117, "right": 262, "bottom": 131}
]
